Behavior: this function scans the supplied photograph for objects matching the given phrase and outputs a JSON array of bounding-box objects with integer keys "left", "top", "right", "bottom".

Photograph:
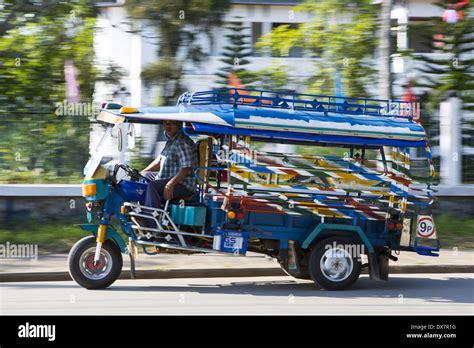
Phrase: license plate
[
  {"left": 213, "top": 231, "right": 248, "bottom": 254},
  {"left": 223, "top": 236, "right": 243, "bottom": 250}
]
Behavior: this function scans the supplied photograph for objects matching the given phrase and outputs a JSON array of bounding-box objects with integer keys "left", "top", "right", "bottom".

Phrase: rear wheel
[
  {"left": 309, "top": 236, "right": 362, "bottom": 290},
  {"left": 68, "top": 236, "right": 123, "bottom": 289}
]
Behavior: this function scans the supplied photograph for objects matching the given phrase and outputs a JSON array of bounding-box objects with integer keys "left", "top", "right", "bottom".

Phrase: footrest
[{"left": 414, "top": 245, "right": 439, "bottom": 257}]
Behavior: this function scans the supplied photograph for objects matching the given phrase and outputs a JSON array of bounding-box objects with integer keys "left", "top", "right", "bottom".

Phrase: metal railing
[{"left": 178, "top": 88, "right": 420, "bottom": 120}]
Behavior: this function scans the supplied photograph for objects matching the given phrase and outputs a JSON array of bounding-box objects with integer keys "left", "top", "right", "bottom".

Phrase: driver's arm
[
  {"left": 163, "top": 167, "right": 192, "bottom": 200},
  {"left": 141, "top": 158, "right": 160, "bottom": 173}
]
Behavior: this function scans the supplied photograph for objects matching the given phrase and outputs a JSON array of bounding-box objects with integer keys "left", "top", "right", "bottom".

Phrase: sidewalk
[{"left": 0, "top": 249, "right": 472, "bottom": 282}]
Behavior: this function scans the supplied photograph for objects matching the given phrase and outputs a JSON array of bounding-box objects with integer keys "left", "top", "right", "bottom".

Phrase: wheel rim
[
  {"left": 79, "top": 247, "right": 113, "bottom": 280},
  {"left": 319, "top": 246, "right": 354, "bottom": 282}
]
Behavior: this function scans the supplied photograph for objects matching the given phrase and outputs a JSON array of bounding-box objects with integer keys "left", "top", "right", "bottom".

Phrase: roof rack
[{"left": 178, "top": 88, "right": 419, "bottom": 120}]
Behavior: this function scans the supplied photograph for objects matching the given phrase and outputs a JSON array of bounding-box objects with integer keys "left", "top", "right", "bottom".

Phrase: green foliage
[
  {"left": 411, "top": 1, "right": 474, "bottom": 183},
  {"left": 295, "top": 144, "right": 379, "bottom": 160},
  {"left": 250, "top": 64, "right": 292, "bottom": 91},
  {"left": 215, "top": 19, "right": 253, "bottom": 88},
  {"left": 295, "top": 145, "right": 347, "bottom": 158},
  {"left": 0, "top": 1, "right": 118, "bottom": 183},
  {"left": 129, "top": 136, "right": 154, "bottom": 171},
  {"left": 434, "top": 213, "right": 474, "bottom": 249},
  {"left": 413, "top": 0, "right": 474, "bottom": 112},
  {"left": 0, "top": 223, "right": 87, "bottom": 253},
  {"left": 141, "top": 58, "right": 184, "bottom": 105},
  {"left": 0, "top": 1, "right": 99, "bottom": 106},
  {"left": 257, "top": 0, "right": 379, "bottom": 97},
  {"left": 126, "top": 0, "right": 230, "bottom": 105}
]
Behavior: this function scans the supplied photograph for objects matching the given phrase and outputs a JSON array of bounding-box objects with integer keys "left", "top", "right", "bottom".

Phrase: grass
[
  {"left": 433, "top": 214, "right": 474, "bottom": 250},
  {"left": 0, "top": 214, "right": 471, "bottom": 253},
  {"left": 0, "top": 223, "right": 87, "bottom": 253},
  {"left": 0, "top": 170, "right": 83, "bottom": 184}
]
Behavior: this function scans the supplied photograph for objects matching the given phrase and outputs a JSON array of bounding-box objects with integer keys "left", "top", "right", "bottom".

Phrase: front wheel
[
  {"left": 68, "top": 236, "right": 123, "bottom": 289},
  {"left": 309, "top": 236, "right": 362, "bottom": 290}
]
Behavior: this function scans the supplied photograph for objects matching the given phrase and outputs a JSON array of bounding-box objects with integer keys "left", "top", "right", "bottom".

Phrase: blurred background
[{"left": 0, "top": 0, "right": 472, "bottom": 251}]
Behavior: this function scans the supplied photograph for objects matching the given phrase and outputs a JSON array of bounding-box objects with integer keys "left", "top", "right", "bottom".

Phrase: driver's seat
[{"left": 168, "top": 191, "right": 199, "bottom": 205}]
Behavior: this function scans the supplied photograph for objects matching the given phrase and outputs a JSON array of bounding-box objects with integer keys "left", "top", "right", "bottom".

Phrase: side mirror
[
  {"left": 110, "top": 125, "right": 123, "bottom": 152},
  {"left": 128, "top": 124, "right": 136, "bottom": 149},
  {"left": 117, "top": 128, "right": 123, "bottom": 152}
]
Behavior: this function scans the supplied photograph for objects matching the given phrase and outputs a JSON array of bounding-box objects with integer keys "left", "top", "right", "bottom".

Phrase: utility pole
[
  {"left": 377, "top": 0, "right": 394, "bottom": 172},
  {"left": 440, "top": 94, "right": 462, "bottom": 186},
  {"left": 378, "top": 0, "right": 393, "bottom": 101}
]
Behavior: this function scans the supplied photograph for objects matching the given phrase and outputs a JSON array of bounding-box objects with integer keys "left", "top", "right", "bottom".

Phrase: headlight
[
  {"left": 82, "top": 183, "right": 97, "bottom": 197},
  {"left": 82, "top": 178, "right": 108, "bottom": 200}
]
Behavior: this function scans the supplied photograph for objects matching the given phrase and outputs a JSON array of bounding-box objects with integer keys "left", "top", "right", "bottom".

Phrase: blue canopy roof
[{"left": 99, "top": 88, "right": 428, "bottom": 148}]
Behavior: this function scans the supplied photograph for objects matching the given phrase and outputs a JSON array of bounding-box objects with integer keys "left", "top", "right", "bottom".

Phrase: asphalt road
[{"left": 0, "top": 274, "right": 472, "bottom": 315}]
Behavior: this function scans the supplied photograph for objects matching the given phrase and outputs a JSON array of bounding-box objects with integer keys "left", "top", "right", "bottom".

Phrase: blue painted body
[
  {"left": 81, "top": 178, "right": 371, "bottom": 253},
  {"left": 116, "top": 180, "right": 147, "bottom": 202},
  {"left": 79, "top": 169, "right": 438, "bottom": 260},
  {"left": 189, "top": 122, "right": 427, "bottom": 148}
]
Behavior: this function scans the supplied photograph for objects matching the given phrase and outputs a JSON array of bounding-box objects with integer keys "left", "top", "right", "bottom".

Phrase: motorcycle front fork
[{"left": 94, "top": 224, "right": 107, "bottom": 265}]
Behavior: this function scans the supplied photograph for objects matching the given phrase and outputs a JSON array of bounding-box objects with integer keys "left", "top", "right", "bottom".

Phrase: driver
[{"left": 141, "top": 120, "right": 198, "bottom": 209}]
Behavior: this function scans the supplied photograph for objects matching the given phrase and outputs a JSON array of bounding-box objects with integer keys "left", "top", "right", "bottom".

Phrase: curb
[
  {"left": 0, "top": 265, "right": 472, "bottom": 283},
  {"left": 0, "top": 268, "right": 285, "bottom": 283}
]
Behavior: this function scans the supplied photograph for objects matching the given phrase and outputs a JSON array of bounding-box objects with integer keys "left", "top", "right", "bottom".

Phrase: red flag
[
  {"left": 64, "top": 60, "right": 80, "bottom": 103},
  {"left": 403, "top": 82, "right": 420, "bottom": 122},
  {"left": 228, "top": 72, "right": 271, "bottom": 105}
]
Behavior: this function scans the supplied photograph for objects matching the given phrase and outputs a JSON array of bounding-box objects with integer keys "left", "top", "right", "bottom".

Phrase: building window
[
  {"left": 252, "top": 22, "right": 263, "bottom": 56},
  {"left": 408, "top": 19, "right": 436, "bottom": 53},
  {"left": 94, "top": 0, "right": 125, "bottom": 6}
]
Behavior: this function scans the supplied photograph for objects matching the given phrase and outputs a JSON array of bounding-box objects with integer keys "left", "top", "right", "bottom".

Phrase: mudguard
[
  {"left": 302, "top": 223, "right": 374, "bottom": 253},
  {"left": 78, "top": 224, "right": 127, "bottom": 253}
]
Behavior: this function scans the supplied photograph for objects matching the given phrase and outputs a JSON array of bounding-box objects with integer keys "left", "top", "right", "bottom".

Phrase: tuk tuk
[{"left": 69, "top": 88, "right": 440, "bottom": 290}]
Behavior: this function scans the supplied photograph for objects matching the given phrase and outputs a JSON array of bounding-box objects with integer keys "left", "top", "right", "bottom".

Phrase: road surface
[{"left": 1, "top": 274, "right": 472, "bottom": 315}]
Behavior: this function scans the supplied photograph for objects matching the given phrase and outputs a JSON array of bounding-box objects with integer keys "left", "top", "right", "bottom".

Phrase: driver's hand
[{"left": 164, "top": 182, "right": 175, "bottom": 201}]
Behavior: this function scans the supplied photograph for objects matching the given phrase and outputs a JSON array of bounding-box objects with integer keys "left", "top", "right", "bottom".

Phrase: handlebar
[{"left": 112, "top": 163, "right": 150, "bottom": 183}]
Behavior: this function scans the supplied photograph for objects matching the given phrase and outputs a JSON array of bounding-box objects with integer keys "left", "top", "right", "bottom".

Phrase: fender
[
  {"left": 301, "top": 223, "right": 392, "bottom": 280},
  {"left": 78, "top": 224, "right": 127, "bottom": 253},
  {"left": 301, "top": 223, "right": 374, "bottom": 253}
]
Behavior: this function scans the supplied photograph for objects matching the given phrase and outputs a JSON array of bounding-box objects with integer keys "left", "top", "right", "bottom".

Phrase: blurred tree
[
  {"left": 251, "top": 64, "right": 292, "bottom": 91},
  {"left": 0, "top": 0, "right": 120, "bottom": 183},
  {"left": 413, "top": 0, "right": 474, "bottom": 183},
  {"left": 257, "top": 0, "right": 379, "bottom": 97},
  {"left": 414, "top": 0, "right": 474, "bottom": 112},
  {"left": 0, "top": 1, "right": 98, "bottom": 106},
  {"left": 126, "top": 0, "right": 230, "bottom": 105},
  {"left": 215, "top": 18, "right": 253, "bottom": 88}
]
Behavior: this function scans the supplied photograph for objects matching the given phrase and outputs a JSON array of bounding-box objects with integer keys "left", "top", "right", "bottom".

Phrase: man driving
[{"left": 141, "top": 120, "right": 197, "bottom": 209}]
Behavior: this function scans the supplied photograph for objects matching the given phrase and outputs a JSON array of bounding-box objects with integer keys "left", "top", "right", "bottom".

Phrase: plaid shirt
[{"left": 157, "top": 130, "right": 197, "bottom": 192}]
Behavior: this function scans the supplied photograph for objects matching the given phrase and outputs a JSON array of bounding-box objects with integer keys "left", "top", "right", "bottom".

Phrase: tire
[
  {"left": 68, "top": 236, "right": 123, "bottom": 289},
  {"left": 309, "top": 236, "right": 362, "bottom": 290}
]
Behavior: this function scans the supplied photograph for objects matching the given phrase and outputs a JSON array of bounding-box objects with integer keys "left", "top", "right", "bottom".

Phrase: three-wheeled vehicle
[{"left": 69, "top": 88, "right": 440, "bottom": 290}]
